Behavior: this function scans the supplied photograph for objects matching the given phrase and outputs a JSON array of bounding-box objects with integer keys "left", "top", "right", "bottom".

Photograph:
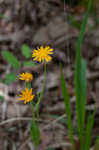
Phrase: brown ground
[{"left": 0, "top": 0, "right": 99, "bottom": 150}]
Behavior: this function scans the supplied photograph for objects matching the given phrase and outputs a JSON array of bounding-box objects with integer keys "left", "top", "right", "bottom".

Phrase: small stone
[
  {"left": 33, "top": 27, "right": 50, "bottom": 45},
  {"left": 91, "top": 56, "right": 99, "bottom": 69}
]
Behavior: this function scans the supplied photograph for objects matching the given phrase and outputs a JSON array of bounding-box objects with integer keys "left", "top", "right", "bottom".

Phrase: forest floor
[{"left": 0, "top": 0, "right": 99, "bottom": 150}]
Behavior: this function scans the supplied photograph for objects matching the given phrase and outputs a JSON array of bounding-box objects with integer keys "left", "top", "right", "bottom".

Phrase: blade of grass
[
  {"left": 80, "top": 59, "right": 87, "bottom": 129},
  {"left": 60, "top": 64, "right": 75, "bottom": 150},
  {"left": 74, "top": 0, "right": 93, "bottom": 143},
  {"left": 84, "top": 111, "right": 95, "bottom": 150},
  {"left": 94, "top": 136, "right": 99, "bottom": 150},
  {"left": 75, "top": 58, "right": 87, "bottom": 149}
]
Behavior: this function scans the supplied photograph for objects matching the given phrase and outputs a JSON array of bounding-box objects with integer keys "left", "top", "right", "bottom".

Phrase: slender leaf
[
  {"left": 60, "top": 64, "right": 75, "bottom": 150},
  {"left": 74, "top": 0, "right": 93, "bottom": 142},
  {"left": 84, "top": 112, "right": 95, "bottom": 150},
  {"left": 2, "top": 50, "right": 20, "bottom": 70},
  {"left": 94, "top": 136, "right": 99, "bottom": 150},
  {"left": 30, "top": 120, "right": 40, "bottom": 148},
  {"left": 80, "top": 59, "right": 86, "bottom": 129}
]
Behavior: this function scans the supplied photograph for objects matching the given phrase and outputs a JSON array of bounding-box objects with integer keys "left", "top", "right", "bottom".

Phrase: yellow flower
[
  {"left": 19, "top": 72, "right": 33, "bottom": 82},
  {"left": 32, "top": 46, "right": 54, "bottom": 63},
  {"left": 18, "top": 88, "right": 35, "bottom": 104}
]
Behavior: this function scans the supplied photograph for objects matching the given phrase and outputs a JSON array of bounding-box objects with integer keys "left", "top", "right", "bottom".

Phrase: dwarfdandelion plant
[{"left": 17, "top": 46, "right": 54, "bottom": 149}]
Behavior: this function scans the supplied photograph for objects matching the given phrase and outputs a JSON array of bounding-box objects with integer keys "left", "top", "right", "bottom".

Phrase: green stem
[
  {"left": 25, "top": 82, "right": 36, "bottom": 122},
  {"left": 25, "top": 82, "right": 31, "bottom": 90},
  {"left": 36, "top": 63, "right": 47, "bottom": 120},
  {"left": 31, "top": 101, "right": 35, "bottom": 121}
]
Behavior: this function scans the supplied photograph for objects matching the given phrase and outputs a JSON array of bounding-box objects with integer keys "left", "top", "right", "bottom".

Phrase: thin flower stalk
[{"left": 36, "top": 63, "right": 47, "bottom": 120}]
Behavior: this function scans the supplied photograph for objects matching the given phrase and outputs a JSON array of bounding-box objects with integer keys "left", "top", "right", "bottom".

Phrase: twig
[
  {"left": 46, "top": 142, "right": 72, "bottom": 149},
  {"left": 0, "top": 117, "right": 49, "bottom": 126}
]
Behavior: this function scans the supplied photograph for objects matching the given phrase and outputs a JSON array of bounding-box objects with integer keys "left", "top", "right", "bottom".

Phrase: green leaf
[
  {"left": 94, "top": 136, "right": 99, "bottom": 150},
  {"left": 30, "top": 120, "right": 40, "bottom": 148},
  {"left": 84, "top": 112, "right": 95, "bottom": 150},
  {"left": 0, "top": 95, "right": 4, "bottom": 101},
  {"left": 74, "top": 0, "right": 93, "bottom": 143},
  {"left": 80, "top": 59, "right": 86, "bottom": 127},
  {"left": 0, "top": 79, "right": 5, "bottom": 83},
  {"left": 21, "top": 44, "right": 31, "bottom": 58},
  {"left": 2, "top": 50, "right": 20, "bottom": 70},
  {"left": 23, "top": 61, "right": 36, "bottom": 67},
  {"left": 75, "top": 58, "right": 87, "bottom": 141},
  {"left": 4, "top": 72, "right": 16, "bottom": 84},
  {"left": 60, "top": 64, "right": 75, "bottom": 150}
]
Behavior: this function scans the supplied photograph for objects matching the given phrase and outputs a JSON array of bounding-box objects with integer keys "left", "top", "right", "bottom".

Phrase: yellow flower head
[
  {"left": 19, "top": 72, "right": 33, "bottom": 82},
  {"left": 32, "top": 46, "right": 54, "bottom": 63},
  {"left": 18, "top": 88, "right": 35, "bottom": 104}
]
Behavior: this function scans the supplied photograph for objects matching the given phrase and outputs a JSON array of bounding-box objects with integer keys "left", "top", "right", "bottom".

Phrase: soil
[{"left": 0, "top": 0, "right": 99, "bottom": 150}]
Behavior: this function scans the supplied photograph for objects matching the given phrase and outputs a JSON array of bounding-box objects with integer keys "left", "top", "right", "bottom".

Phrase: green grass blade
[
  {"left": 84, "top": 111, "right": 95, "bottom": 150},
  {"left": 74, "top": 0, "right": 93, "bottom": 141},
  {"left": 76, "top": 0, "right": 93, "bottom": 53},
  {"left": 80, "top": 59, "right": 87, "bottom": 129},
  {"left": 75, "top": 58, "right": 87, "bottom": 143},
  {"left": 60, "top": 64, "right": 75, "bottom": 150},
  {"left": 94, "top": 136, "right": 99, "bottom": 150}
]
